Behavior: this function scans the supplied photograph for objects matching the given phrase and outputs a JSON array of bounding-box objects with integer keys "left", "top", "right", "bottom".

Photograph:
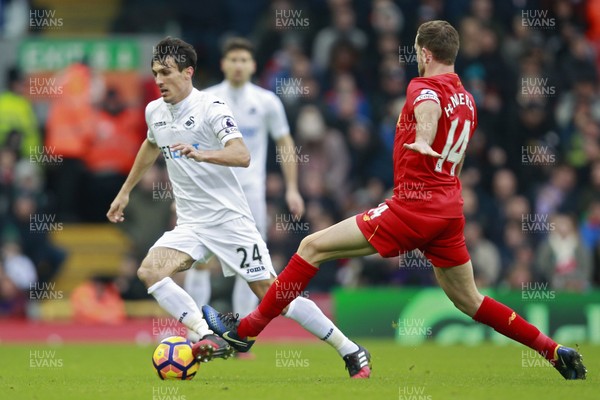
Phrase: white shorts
[{"left": 149, "top": 217, "right": 276, "bottom": 282}]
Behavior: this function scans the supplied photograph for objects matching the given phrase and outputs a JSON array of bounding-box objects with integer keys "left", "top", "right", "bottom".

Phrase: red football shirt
[{"left": 392, "top": 73, "right": 477, "bottom": 218}]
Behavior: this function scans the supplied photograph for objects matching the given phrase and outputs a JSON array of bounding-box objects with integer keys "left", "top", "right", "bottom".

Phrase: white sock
[
  {"left": 284, "top": 296, "right": 359, "bottom": 357},
  {"left": 183, "top": 267, "right": 211, "bottom": 342},
  {"left": 148, "top": 277, "right": 212, "bottom": 338},
  {"left": 232, "top": 275, "right": 259, "bottom": 318}
]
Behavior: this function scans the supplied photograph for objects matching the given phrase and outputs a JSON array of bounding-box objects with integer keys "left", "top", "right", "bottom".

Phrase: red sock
[
  {"left": 473, "top": 296, "right": 559, "bottom": 363},
  {"left": 238, "top": 254, "right": 318, "bottom": 338}
]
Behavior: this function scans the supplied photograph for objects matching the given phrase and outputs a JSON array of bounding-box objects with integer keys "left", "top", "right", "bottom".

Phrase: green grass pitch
[{"left": 2, "top": 341, "right": 597, "bottom": 400}]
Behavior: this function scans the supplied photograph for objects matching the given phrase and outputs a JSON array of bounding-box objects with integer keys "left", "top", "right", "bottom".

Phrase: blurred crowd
[{"left": 2, "top": 0, "right": 600, "bottom": 317}]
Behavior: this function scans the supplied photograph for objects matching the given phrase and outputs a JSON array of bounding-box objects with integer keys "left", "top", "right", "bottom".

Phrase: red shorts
[{"left": 356, "top": 200, "right": 470, "bottom": 267}]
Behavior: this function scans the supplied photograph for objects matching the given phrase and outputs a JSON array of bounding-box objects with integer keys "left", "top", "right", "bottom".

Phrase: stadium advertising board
[{"left": 334, "top": 288, "right": 600, "bottom": 345}]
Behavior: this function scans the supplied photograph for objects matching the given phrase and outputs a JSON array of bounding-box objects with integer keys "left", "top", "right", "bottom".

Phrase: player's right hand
[
  {"left": 107, "top": 193, "right": 129, "bottom": 223},
  {"left": 403, "top": 141, "right": 442, "bottom": 158}
]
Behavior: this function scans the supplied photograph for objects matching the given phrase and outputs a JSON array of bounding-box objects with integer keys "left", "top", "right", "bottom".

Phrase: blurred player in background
[
  {"left": 108, "top": 37, "right": 370, "bottom": 378},
  {"left": 203, "top": 21, "right": 587, "bottom": 380},
  {"left": 184, "top": 37, "right": 304, "bottom": 337}
]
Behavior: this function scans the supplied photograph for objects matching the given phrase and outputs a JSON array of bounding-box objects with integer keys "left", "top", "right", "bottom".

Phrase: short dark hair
[
  {"left": 222, "top": 37, "right": 254, "bottom": 58},
  {"left": 152, "top": 37, "right": 197, "bottom": 71},
  {"left": 416, "top": 20, "right": 460, "bottom": 65}
]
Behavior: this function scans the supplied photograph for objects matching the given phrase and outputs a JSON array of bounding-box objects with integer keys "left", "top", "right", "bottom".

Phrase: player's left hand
[
  {"left": 403, "top": 141, "right": 442, "bottom": 158},
  {"left": 171, "top": 143, "right": 204, "bottom": 162},
  {"left": 286, "top": 189, "right": 305, "bottom": 219}
]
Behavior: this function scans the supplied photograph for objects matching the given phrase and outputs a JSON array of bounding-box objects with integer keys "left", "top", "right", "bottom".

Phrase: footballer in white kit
[
  {"left": 107, "top": 37, "right": 267, "bottom": 363},
  {"left": 108, "top": 37, "right": 368, "bottom": 377},
  {"left": 146, "top": 87, "right": 275, "bottom": 282}
]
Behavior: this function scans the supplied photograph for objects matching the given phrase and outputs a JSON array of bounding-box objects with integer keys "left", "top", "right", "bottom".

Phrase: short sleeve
[
  {"left": 146, "top": 128, "right": 156, "bottom": 143},
  {"left": 205, "top": 97, "right": 243, "bottom": 145},
  {"left": 266, "top": 93, "right": 290, "bottom": 140},
  {"left": 409, "top": 82, "right": 441, "bottom": 107},
  {"left": 145, "top": 104, "right": 157, "bottom": 144}
]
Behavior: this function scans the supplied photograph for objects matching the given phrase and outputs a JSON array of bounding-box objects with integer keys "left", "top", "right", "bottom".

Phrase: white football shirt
[
  {"left": 204, "top": 81, "right": 290, "bottom": 193},
  {"left": 145, "top": 88, "right": 253, "bottom": 226}
]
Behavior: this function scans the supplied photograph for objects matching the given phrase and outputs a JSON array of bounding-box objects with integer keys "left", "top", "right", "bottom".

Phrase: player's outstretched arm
[
  {"left": 107, "top": 139, "right": 161, "bottom": 223},
  {"left": 276, "top": 135, "right": 304, "bottom": 218},
  {"left": 403, "top": 100, "right": 443, "bottom": 158},
  {"left": 171, "top": 138, "right": 250, "bottom": 167}
]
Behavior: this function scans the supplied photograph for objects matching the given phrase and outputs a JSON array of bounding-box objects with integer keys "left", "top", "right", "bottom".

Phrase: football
[{"left": 152, "top": 336, "right": 199, "bottom": 380}]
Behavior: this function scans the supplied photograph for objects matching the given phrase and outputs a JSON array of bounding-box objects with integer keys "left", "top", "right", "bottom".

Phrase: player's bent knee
[
  {"left": 137, "top": 258, "right": 162, "bottom": 287},
  {"left": 136, "top": 265, "right": 152, "bottom": 287},
  {"left": 297, "top": 233, "right": 324, "bottom": 265}
]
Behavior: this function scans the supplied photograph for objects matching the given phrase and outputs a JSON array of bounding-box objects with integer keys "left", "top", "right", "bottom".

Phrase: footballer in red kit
[
  {"left": 202, "top": 20, "right": 587, "bottom": 380},
  {"left": 395, "top": 73, "right": 476, "bottom": 215},
  {"left": 356, "top": 72, "right": 477, "bottom": 266}
]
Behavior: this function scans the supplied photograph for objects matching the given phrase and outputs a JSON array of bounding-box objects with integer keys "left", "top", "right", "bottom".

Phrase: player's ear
[
  {"left": 422, "top": 48, "right": 432, "bottom": 63},
  {"left": 185, "top": 66, "right": 194, "bottom": 80}
]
